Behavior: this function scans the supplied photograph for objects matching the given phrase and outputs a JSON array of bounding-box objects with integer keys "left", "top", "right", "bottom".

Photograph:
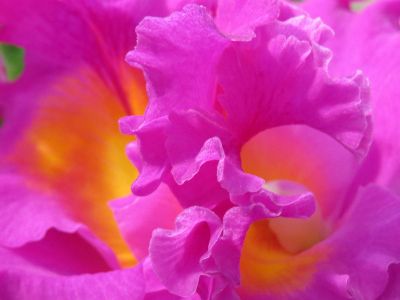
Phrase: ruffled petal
[
  {"left": 143, "top": 257, "right": 202, "bottom": 300},
  {"left": 212, "top": 193, "right": 315, "bottom": 284},
  {"left": 126, "top": 4, "right": 229, "bottom": 120},
  {"left": 303, "top": 0, "right": 400, "bottom": 193},
  {"left": 238, "top": 185, "right": 400, "bottom": 299},
  {"left": 149, "top": 207, "right": 222, "bottom": 297},
  {"left": 165, "top": 110, "right": 252, "bottom": 207},
  {"left": 148, "top": 193, "right": 314, "bottom": 297},
  {"left": 123, "top": 3, "right": 372, "bottom": 214},
  {"left": 217, "top": 15, "right": 371, "bottom": 156}
]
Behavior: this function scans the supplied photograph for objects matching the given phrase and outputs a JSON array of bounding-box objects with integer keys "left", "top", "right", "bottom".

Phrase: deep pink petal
[
  {"left": 149, "top": 207, "right": 222, "bottom": 297},
  {"left": 1, "top": 230, "right": 111, "bottom": 275}
]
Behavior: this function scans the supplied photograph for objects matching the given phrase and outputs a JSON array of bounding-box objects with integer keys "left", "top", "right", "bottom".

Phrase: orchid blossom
[
  {"left": 1, "top": 0, "right": 400, "bottom": 299},
  {"left": 120, "top": 0, "right": 400, "bottom": 299}
]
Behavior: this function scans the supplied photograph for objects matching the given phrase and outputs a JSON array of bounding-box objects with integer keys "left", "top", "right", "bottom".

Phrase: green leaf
[
  {"left": 0, "top": 43, "right": 25, "bottom": 81},
  {"left": 351, "top": 0, "right": 374, "bottom": 12}
]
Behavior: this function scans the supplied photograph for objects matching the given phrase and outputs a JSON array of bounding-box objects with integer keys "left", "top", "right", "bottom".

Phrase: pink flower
[
  {"left": 2, "top": 0, "right": 400, "bottom": 299},
  {"left": 120, "top": 0, "right": 400, "bottom": 298}
]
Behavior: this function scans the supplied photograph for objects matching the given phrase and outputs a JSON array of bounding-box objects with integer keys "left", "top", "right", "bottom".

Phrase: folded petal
[
  {"left": 149, "top": 207, "right": 222, "bottom": 297},
  {"left": 0, "top": 245, "right": 145, "bottom": 300},
  {"left": 121, "top": 117, "right": 170, "bottom": 196},
  {"left": 165, "top": 110, "right": 243, "bottom": 208}
]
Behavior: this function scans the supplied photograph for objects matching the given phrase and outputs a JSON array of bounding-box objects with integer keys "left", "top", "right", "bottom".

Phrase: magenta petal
[
  {"left": 167, "top": 110, "right": 263, "bottom": 198},
  {"left": 0, "top": 245, "right": 145, "bottom": 300},
  {"left": 148, "top": 192, "right": 314, "bottom": 297},
  {"left": 217, "top": 15, "right": 371, "bottom": 156},
  {"left": 123, "top": 3, "right": 372, "bottom": 219},
  {"left": 303, "top": 0, "right": 400, "bottom": 193},
  {"left": 143, "top": 258, "right": 202, "bottom": 300},
  {"left": 122, "top": 117, "right": 170, "bottom": 196},
  {"left": 126, "top": 4, "right": 229, "bottom": 120},
  {"left": 7, "top": 229, "right": 111, "bottom": 275},
  {"left": 325, "top": 185, "right": 400, "bottom": 298},
  {"left": 0, "top": 0, "right": 146, "bottom": 111},
  {"left": 110, "top": 184, "right": 182, "bottom": 261},
  {"left": 124, "top": 109, "right": 228, "bottom": 211},
  {"left": 0, "top": 174, "right": 75, "bottom": 247},
  {"left": 149, "top": 207, "right": 222, "bottom": 297},
  {"left": 275, "top": 185, "right": 400, "bottom": 299},
  {"left": 165, "top": 109, "right": 263, "bottom": 206}
]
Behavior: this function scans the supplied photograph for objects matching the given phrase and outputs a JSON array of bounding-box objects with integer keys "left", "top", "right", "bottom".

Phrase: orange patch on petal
[
  {"left": 8, "top": 66, "right": 147, "bottom": 267},
  {"left": 239, "top": 220, "right": 326, "bottom": 295}
]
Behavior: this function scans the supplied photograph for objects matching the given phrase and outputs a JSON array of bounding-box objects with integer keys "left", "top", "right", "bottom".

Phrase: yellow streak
[
  {"left": 240, "top": 220, "right": 326, "bottom": 294},
  {"left": 8, "top": 66, "right": 147, "bottom": 267}
]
